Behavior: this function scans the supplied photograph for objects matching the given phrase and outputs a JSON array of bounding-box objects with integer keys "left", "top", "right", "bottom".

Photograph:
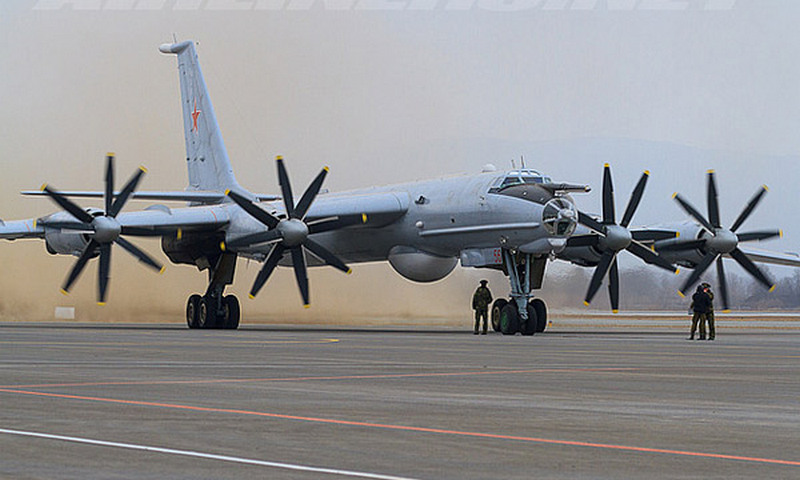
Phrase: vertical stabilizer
[{"left": 159, "top": 41, "right": 242, "bottom": 197}]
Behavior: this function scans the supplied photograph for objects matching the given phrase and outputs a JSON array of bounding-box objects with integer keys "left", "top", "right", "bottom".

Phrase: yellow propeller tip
[
  {"left": 159, "top": 266, "right": 166, "bottom": 275},
  {"left": 643, "top": 170, "right": 650, "bottom": 176},
  {"left": 675, "top": 231, "right": 681, "bottom": 238},
  {"left": 248, "top": 294, "right": 255, "bottom": 300},
  {"left": 323, "top": 166, "right": 330, "bottom": 172},
  {"left": 276, "top": 155, "right": 283, "bottom": 160},
  {"left": 583, "top": 301, "right": 590, "bottom": 307},
  {"left": 671, "top": 192, "right": 678, "bottom": 199},
  {"left": 220, "top": 242, "right": 226, "bottom": 252},
  {"left": 779, "top": 230, "right": 783, "bottom": 238},
  {"left": 139, "top": 165, "right": 148, "bottom": 173},
  {"left": 677, "top": 290, "right": 685, "bottom": 297},
  {"left": 225, "top": 189, "right": 231, "bottom": 195},
  {"left": 763, "top": 184, "right": 769, "bottom": 192},
  {"left": 106, "top": 152, "right": 115, "bottom": 157},
  {"left": 176, "top": 229, "right": 182, "bottom": 240},
  {"left": 346, "top": 269, "right": 353, "bottom": 275},
  {"left": 59, "top": 289, "right": 69, "bottom": 296},
  {"left": 612, "top": 309, "right": 619, "bottom": 314},
  {"left": 40, "top": 183, "right": 48, "bottom": 192},
  {"left": 97, "top": 302, "right": 106, "bottom": 306},
  {"left": 303, "top": 304, "right": 311, "bottom": 309},
  {"left": 707, "top": 169, "right": 715, "bottom": 174},
  {"left": 769, "top": 285, "right": 777, "bottom": 292},
  {"left": 603, "top": 163, "right": 610, "bottom": 168},
  {"left": 722, "top": 309, "right": 731, "bottom": 313},
  {"left": 361, "top": 213, "right": 368, "bottom": 223},
  {"left": 675, "top": 268, "right": 681, "bottom": 275}
]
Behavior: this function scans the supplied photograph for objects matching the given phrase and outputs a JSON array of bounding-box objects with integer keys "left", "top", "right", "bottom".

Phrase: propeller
[
  {"left": 40, "top": 154, "right": 164, "bottom": 304},
  {"left": 571, "top": 164, "right": 678, "bottom": 312},
  {"left": 662, "top": 170, "right": 780, "bottom": 311},
  {"left": 225, "top": 156, "right": 363, "bottom": 307}
]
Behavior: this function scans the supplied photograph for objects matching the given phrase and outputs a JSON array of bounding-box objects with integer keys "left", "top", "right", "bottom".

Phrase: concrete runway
[{"left": 1, "top": 321, "right": 799, "bottom": 479}]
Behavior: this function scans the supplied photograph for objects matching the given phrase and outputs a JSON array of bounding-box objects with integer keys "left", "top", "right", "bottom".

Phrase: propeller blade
[
  {"left": 679, "top": 252, "right": 717, "bottom": 296},
  {"left": 61, "top": 239, "right": 98, "bottom": 293},
  {"left": 707, "top": 171, "right": 721, "bottom": 229},
  {"left": 307, "top": 214, "right": 368, "bottom": 235},
  {"left": 577, "top": 211, "right": 606, "bottom": 235},
  {"left": 42, "top": 185, "right": 94, "bottom": 224},
  {"left": 729, "top": 248, "right": 775, "bottom": 291},
  {"left": 105, "top": 154, "right": 114, "bottom": 216},
  {"left": 304, "top": 238, "right": 350, "bottom": 274},
  {"left": 277, "top": 157, "right": 296, "bottom": 219},
  {"left": 626, "top": 241, "right": 677, "bottom": 273},
  {"left": 291, "top": 247, "right": 310, "bottom": 306},
  {"left": 109, "top": 166, "right": 146, "bottom": 217},
  {"left": 225, "top": 229, "right": 283, "bottom": 249},
  {"left": 227, "top": 190, "right": 280, "bottom": 229},
  {"left": 97, "top": 243, "right": 111, "bottom": 304},
  {"left": 716, "top": 256, "right": 730, "bottom": 312},
  {"left": 735, "top": 230, "right": 782, "bottom": 243},
  {"left": 115, "top": 237, "right": 163, "bottom": 272},
  {"left": 294, "top": 167, "right": 328, "bottom": 221},
  {"left": 584, "top": 251, "right": 615, "bottom": 306},
  {"left": 673, "top": 193, "right": 715, "bottom": 233},
  {"left": 250, "top": 244, "right": 285, "bottom": 298},
  {"left": 655, "top": 238, "right": 707, "bottom": 252},
  {"left": 730, "top": 185, "right": 768, "bottom": 233},
  {"left": 566, "top": 235, "right": 600, "bottom": 248},
  {"left": 619, "top": 171, "right": 649, "bottom": 228},
  {"left": 631, "top": 229, "right": 678, "bottom": 242},
  {"left": 602, "top": 164, "right": 615, "bottom": 224},
  {"left": 608, "top": 257, "right": 619, "bottom": 312}
]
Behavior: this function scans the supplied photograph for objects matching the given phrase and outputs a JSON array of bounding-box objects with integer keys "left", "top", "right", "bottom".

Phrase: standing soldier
[
  {"left": 701, "top": 282, "right": 715, "bottom": 341},
  {"left": 689, "top": 284, "right": 710, "bottom": 340},
  {"left": 472, "top": 280, "right": 493, "bottom": 335}
]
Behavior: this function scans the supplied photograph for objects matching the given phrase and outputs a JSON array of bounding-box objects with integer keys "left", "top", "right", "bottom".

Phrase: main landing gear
[
  {"left": 490, "top": 250, "right": 549, "bottom": 336},
  {"left": 185, "top": 252, "right": 241, "bottom": 330}
]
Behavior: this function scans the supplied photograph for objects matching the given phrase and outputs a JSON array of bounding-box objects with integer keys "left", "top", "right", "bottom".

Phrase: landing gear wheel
[
  {"left": 499, "top": 303, "right": 519, "bottom": 335},
  {"left": 520, "top": 304, "right": 538, "bottom": 336},
  {"left": 491, "top": 299, "right": 508, "bottom": 333},
  {"left": 221, "top": 295, "right": 241, "bottom": 330},
  {"left": 198, "top": 297, "right": 216, "bottom": 329},
  {"left": 186, "top": 294, "right": 201, "bottom": 329},
  {"left": 530, "top": 298, "right": 547, "bottom": 333}
]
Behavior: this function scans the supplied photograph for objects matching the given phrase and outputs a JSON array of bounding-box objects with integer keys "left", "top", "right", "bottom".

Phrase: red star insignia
[{"left": 191, "top": 98, "right": 202, "bottom": 133}]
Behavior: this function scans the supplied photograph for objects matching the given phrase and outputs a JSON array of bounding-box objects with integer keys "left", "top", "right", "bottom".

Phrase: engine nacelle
[
  {"left": 44, "top": 229, "right": 89, "bottom": 256},
  {"left": 388, "top": 246, "right": 457, "bottom": 283}
]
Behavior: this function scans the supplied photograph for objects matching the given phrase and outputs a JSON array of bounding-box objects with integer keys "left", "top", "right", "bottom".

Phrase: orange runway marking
[
  {"left": 0, "top": 367, "right": 633, "bottom": 389},
  {"left": 0, "top": 387, "right": 798, "bottom": 467}
]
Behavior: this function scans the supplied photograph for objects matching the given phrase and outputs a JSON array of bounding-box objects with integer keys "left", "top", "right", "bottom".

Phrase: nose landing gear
[{"left": 490, "top": 249, "right": 549, "bottom": 336}]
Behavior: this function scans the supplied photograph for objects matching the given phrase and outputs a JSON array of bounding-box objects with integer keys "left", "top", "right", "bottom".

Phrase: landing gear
[
  {"left": 495, "top": 249, "right": 549, "bottom": 336},
  {"left": 185, "top": 252, "right": 241, "bottom": 330}
]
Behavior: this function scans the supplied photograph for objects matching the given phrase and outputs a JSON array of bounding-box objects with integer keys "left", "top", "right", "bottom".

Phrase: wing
[
  {"left": 0, "top": 218, "right": 44, "bottom": 240},
  {"left": 734, "top": 246, "right": 800, "bottom": 268},
  {"left": 21, "top": 190, "right": 281, "bottom": 204}
]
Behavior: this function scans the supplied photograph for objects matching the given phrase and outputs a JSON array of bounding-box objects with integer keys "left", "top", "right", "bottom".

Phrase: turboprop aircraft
[{"left": 2, "top": 40, "right": 798, "bottom": 333}]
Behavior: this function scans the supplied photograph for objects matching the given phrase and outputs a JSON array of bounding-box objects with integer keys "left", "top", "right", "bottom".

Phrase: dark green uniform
[
  {"left": 703, "top": 286, "right": 715, "bottom": 340},
  {"left": 689, "top": 286, "right": 711, "bottom": 340},
  {"left": 472, "top": 284, "right": 493, "bottom": 334}
]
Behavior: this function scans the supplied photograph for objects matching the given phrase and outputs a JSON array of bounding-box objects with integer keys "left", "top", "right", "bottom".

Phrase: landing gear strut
[
  {"left": 490, "top": 249, "right": 549, "bottom": 336},
  {"left": 186, "top": 252, "right": 241, "bottom": 330}
]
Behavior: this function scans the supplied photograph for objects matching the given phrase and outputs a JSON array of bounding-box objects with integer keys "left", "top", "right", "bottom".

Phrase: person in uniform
[
  {"left": 701, "top": 282, "right": 715, "bottom": 341},
  {"left": 472, "top": 280, "right": 493, "bottom": 335},
  {"left": 689, "top": 284, "right": 710, "bottom": 340}
]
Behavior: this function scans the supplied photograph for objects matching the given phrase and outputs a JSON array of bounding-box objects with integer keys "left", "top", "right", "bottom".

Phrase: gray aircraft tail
[{"left": 159, "top": 40, "right": 243, "bottom": 197}]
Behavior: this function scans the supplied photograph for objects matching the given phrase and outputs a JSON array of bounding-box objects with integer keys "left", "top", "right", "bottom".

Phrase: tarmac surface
[{"left": 1, "top": 320, "right": 799, "bottom": 479}]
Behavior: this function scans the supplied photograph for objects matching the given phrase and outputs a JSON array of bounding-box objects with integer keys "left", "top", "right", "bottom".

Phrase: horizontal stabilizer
[{"left": 22, "top": 190, "right": 280, "bottom": 204}]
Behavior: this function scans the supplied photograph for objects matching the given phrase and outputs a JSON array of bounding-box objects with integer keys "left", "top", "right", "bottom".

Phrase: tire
[
  {"left": 499, "top": 303, "right": 519, "bottom": 335},
  {"left": 491, "top": 299, "right": 508, "bottom": 332},
  {"left": 186, "top": 294, "right": 201, "bottom": 329},
  {"left": 198, "top": 297, "right": 216, "bottom": 329},
  {"left": 530, "top": 298, "right": 547, "bottom": 333},
  {"left": 520, "top": 304, "right": 538, "bottom": 336},
  {"left": 222, "top": 295, "right": 241, "bottom": 330}
]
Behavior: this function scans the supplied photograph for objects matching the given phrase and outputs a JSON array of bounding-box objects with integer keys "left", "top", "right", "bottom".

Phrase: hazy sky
[{"left": 1, "top": 0, "right": 799, "bottom": 317}]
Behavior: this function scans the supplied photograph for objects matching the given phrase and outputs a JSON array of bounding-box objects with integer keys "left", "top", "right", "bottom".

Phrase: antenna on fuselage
[
  {"left": 511, "top": 158, "right": 516, "bottom": 169},
  {"left": 520, "top": 155, "right": 526, "bottom": 170}
]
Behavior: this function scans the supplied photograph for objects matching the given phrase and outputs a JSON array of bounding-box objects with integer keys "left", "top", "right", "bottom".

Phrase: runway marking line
[
  {"left": 0, "top": 428, "right": 419, "bottom": 480},
  {"left": 0, "top": 367, "right": 634, "bottom": 389},
  {"left": 0, "top": 387, "right": 798, "bottom": 468}
]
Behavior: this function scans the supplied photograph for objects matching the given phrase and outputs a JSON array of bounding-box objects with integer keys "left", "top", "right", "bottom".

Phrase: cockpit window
[{"left": 489, "top": 169, "right": 553, "bottom": 193}]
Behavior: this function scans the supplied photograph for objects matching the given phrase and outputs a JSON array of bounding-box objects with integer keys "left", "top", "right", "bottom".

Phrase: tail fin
[{"left": 159, "top": 41, "right": 242, "bottom": 196}]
